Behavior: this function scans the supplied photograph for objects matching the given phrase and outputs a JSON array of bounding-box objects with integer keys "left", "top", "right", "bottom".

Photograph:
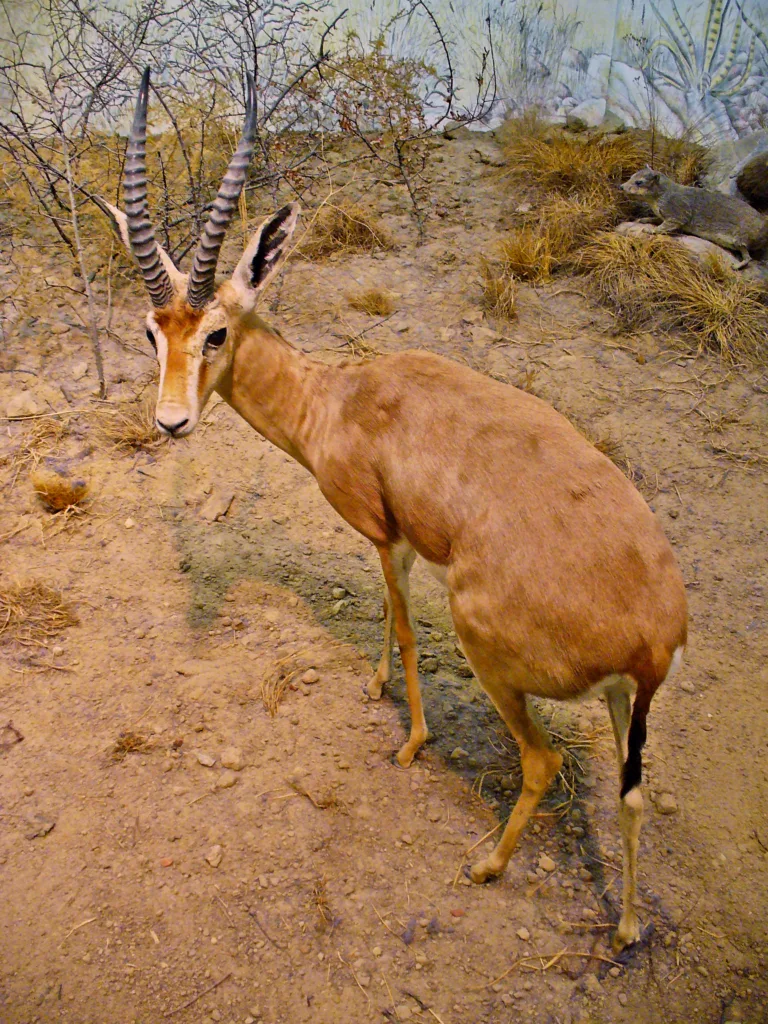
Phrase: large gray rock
[
  {"left": 703, "top": 131, "right": 768, "bottom": 197},
  {"left": 566, "top": 97, "right": 606, "bottom": 131}
]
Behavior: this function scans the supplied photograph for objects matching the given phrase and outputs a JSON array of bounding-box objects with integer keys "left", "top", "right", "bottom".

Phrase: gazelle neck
[{"left": 215, "top": 313, "right": 331, "bottom": 472}]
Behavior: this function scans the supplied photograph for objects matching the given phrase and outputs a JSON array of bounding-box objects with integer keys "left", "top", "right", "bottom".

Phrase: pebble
[
  {"left": 205, "top": 844, "right": 223, "bottom": 867},
  {"left": 450, "top": 747, "right": 469, "bottom": 759},
  {"left": 608, "top": 966, "right": 621, "bottom": 978},
  {"left": 160, "top": 857, "right": 174, "bottom": 867},
  {"left": 655, "top": 792, "right": 679, "bottom": 814},
  {"left": 5, "top": 392, "right": 41, "bottom": 418},
  {"left": 331, "top": 586, "right": 346, "bottom": 600},
  {"left": 618, "top": 992, "right": 628, "bottom": 1005},
  {"left": 450, "top": 908, "right": 465, "bottom": 918},
  {"left": 395, "top": 1006, "right": 412, "bottom": 1020},
  {"left": 71, "top": 360, "right": 88, "bottom": 379},
  {"left": 516, "top": 927, "right": 530, "bottom": 941},
  {"left": 421, "top": 657, "right": 439, "bottom": 673},
  {"left": 124, "top": 518, "right": 135, "bottom": 529},
  {"left": 679, "top": 680, "right": 696, "bottom": 694},
  {"left": 401, "top": 833, "right": 413, "bottom": 845},
  {"left": 195, "top": 752, "right": 216, "bottom": 767},
  {"left": 538, "top": 853, "right": 557, "bottom": 872},
  {"left": 220, "top": 746, "right": 245, "bottom": 771},
  {"left": 301, "top": 669, "right": 319, "bottom": 685},
  {"left": 372, "top": 946, "right": 382, "bottom": 957},
  {"left": 216, "top": 770, "right": 238, "bottom": 789},
  {"left": 51, "top": 645, "right": 64, "bottom": 657}
]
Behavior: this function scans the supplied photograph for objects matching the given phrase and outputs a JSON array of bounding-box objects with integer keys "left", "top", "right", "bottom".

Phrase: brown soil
[{"left": 1, "top": 133, "right": 767, "bottom": 1024}]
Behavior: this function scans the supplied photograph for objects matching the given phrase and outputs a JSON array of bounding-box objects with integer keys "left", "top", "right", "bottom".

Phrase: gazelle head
[{"left": 102, "top": 68, "right": 299, "bottom": 437}]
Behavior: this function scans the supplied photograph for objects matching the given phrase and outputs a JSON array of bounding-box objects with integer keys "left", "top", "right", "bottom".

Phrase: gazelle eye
[
  {"left": 204, "top": 327, "right": 227, "bottom": 351},
  {"left": 146, "top": 328, "right": 157, "bottom": 352}
]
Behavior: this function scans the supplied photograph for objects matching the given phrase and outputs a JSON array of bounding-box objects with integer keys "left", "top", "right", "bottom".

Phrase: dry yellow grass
[
  {"left": 499, "top": 116, "right": 705, "bottom": 202},
  {"left": 0, "top": 581, "right": 78, "bottom": 647},
  {"left": 480, "top": 260, "right": 518, "bottom": 318},
  {"left": 97, "top": 398, "right": 161, "bottom": 452},
  {"left": 299, "top": 203, "right": 394, "bottom": 259},
  {"left": 346, "top": 287, "right": 396, "bottom": 316},
  {"left": 30, "top": 467, "right": 89, "bottom": 512},
  {"left": 110, "top": 731, "right": 150, "bottom": 761},
  {"left": 577, "top": 233, "right": 768, "bottom": 361}
]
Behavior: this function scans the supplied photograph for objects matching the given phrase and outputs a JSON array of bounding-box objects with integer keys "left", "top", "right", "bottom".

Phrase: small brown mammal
[{"left": 621, "top": 166, "right": 768, "bottom": 268}]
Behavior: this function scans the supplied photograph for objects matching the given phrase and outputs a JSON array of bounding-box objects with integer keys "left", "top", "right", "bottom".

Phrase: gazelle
[{"left": 104, "top": 70, "right": 688, "bottom": 952}]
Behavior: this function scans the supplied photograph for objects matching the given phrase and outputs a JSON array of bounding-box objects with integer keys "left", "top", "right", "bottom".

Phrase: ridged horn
[
  {"left": 187, "top": 73, "right": 257, "bottom": 309},
  {"left": 124, "top": 68, "right": 175, "bottom": 309}
]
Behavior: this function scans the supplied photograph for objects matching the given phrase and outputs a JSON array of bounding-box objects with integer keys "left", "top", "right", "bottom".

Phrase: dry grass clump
[
  {"left": 576, "top": 233, "right": 768, "bottom": 360},
  {"left": 5, "top": 419, "right": 68, "bottom": 481},
  {"left": 97, "top": 398, "right": 161, "bottom": 452},
  {"left": 0, "top": 581, "right": 78, "bottom": 647},
  {"left": 346, "top": 287, "right": 396, "bottom": 316},
  {"left": 300, "top": 203, "right": 394, "bottom": 259},
  {"left": 30, "top": 467, "right": 89, "bottom": 512},
  {"left": 480, "top": 260, "right": 518, "bottom": 318},
  {"left": 499, "top": 116, "right": 704, "bottom": 202}
]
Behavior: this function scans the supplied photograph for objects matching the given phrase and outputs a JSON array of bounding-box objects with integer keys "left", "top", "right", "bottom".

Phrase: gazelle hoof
[
  {"left": 612, "top": 915, "right": 641, "bottom": 953},
  {"left": 469, "top": 857, "right": 502, "bottom": 884},
  {"left": 366, "top": 675, "right": 384, "bottom": 700}
]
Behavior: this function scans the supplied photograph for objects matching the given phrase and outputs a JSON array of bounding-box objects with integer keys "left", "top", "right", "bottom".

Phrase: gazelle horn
[
  {"left": 124, "top": 68, "right": 175, "bottom": 309},
  {"left": 187, "top": 73, "right": 258, "bottom": 310}
]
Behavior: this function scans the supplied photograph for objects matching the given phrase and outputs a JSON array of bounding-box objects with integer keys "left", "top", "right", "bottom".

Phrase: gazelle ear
[
  {"left": 231, "top": 203, "right": 300, "bottom": 309},
  {"left": 93, "top": 196, "right": 186, "bottom": 293}
]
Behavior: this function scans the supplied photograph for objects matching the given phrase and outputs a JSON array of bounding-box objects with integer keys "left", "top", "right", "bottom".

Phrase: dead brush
[
  {"left": 576, "top": 233, "right": 768, "bottom": 361},
  {"left": 346, "top": 287, "right": 396, "bottom": 316},
  {"left": 30, "top": 466, "right": 89, "bottom": 512},
  {"left": 478, "top": 701, "right": 607, "bottom": 816},
  {"left": 6, "top": 419, "right": 68, "bottom": 485},
  {"left": 0, "top": 581, "right": 78, "bottom": 647},
  {"left": 480, "top": 260, "right": 518, "bottom": 319},
  {"left": 299, "top": 203, "right": 394, "bottom": 259},
  {"left": 96, "top": 397, "right": 162, "bottom": 452},
  {"left": 110, "top": 731, "right": 150, "bottom": 761}
]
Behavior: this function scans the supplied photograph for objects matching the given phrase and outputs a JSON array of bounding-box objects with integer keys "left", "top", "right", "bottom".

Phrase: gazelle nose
[{"left": 157, "top": 416, "right": 189, "bottom": 436}]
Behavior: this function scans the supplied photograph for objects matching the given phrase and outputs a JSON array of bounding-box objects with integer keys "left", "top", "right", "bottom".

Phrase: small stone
[
  {"left": 205, "top": 844, "right": 223, "bottom": 867},
  {"left": 195, "top": 751, "right": 216, "bottom": 767},
  {"left": 372, "top": 946, "right": 383, "bottom": 957},
  {"left": 609, "top": 966, "right": 621, "bottom": 978},
  {"left": 331, "top": 586, "right": 346, "bottom": 600},
  {"left": 420, "top": 657, "right": 439, "bottom": 673},
  {"left": 124, "top": 518, "right": 135, "bottom": 529},
  {"left": 301, "top": 669, "right": 319, "bottom": 685},
  {"left": 51, "top": 645, "right": 64, "bottom": 657},
  {"left": 216, "top": 770, "right": 238, "bottom": 789},
  {"left": 401, "top": 834, "right": 413, "bottom": 846},
  {"left": 450, "top": 747, "right": 469, "bottom": 760},
  {"left": 655, "top": 792, "right": 678, "bottom": 815},
  {"left": 258, "top": 875, "right": 269, "bottom": 889},
  {"left": 200, "top": 488, "right": 235, "bottom": 522},
  {"left": 220, "top": 746, "right": 245, "bottom": 771},
  {"left": 5, "top": 392, "right": 41, "bottom": 418},
  {"left": 516, "top": 927, "right": 530, "bottom": 941},
  {"left": 538, "top": 853, "right": 557, "bottom": 872},
  {"left": 618, "top": 992, "right": 628, "bottom": 1005},
  {"left": 71, "top": 360, "right": 88, "bottom": 380},
  {"left": 395, "top": 1006, "right": 412, "bottom": 1020},
  {"left": 582, "top": 973, "right": 603, "bottom": 998},
  {"left": 160, "top": 856, "right": 174, "bottom": 867},
  {"left": 679, "top": 680, "right": 696, "bottom": 694},
  {"left": 450, "top": 908, "right": 465, "bottom": 918}
]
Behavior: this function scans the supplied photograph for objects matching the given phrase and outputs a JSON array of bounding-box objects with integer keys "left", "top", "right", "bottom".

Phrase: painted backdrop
[{"left": 341, "top": 0, "right": 768, "bottom": 141}]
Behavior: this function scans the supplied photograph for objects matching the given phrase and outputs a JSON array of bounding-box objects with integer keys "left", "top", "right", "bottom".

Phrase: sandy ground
[{"left": 1, "top": 133, "right": 767, "bottom": 1024}]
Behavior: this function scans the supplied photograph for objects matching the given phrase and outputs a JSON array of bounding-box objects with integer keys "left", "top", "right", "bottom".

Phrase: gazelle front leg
[{"left": 376, "top": 539, "right": 426, "bottom": 767}]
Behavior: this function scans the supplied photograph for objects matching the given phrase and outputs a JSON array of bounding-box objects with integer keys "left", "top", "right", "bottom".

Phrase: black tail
[{"left": 620, "top": 696, "right": 649, "bottom": 797}]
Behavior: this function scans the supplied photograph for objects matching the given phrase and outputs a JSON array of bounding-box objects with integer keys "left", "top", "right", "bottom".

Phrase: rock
[
  {"left": 538, "top": 853, "right": 557, "bottom": 872},
  {"left": 566, "top": 97, "right": 606, "bottom": 130},
  {"left": 220, "top": 746, "right": 245, "bottom": 771},
  {"left": 655, "top": 792, "right": 678, "bottom": 814},
  {"left": 421, "top": 656, "right": 439, "bottom": 673},
  {"left": 450, "top": 747, "right": 469, "bottom": 760},
  {"left": 25, "top": 813, "right": 56, "bottom": 839},
  {"left": 704, "top": 130, "right": 768, "bottom": 195},
  {"left": 736, "top": 148, "right": 768, "bottom": 206},
  {"left": 372, "top": 946, "right": 382, "bottom": 957},
  {"left": 205, "top": 844, "right": 223, "bottom": 867},
  {"left": 401, "top": 833, "right": 413, "bottom": 846},
  {"left": 301, "top": 668, "right": 319, "bottom": 685},
  {"left": 199, "top": 488, "right": 235, "bottom": 522},
  {"left": 679, "top": 680, "right": 696, "bottom": 694},
  {"left": 395, "top": 1007, "right": 413, "bottom": 1021},
  {"left": 5, "top": 392, "right": 41, "bottom": 418},
  {"left": 618, "top": 992, "right": 628, "bottom": 1005},
  {"left": 331, "top": 586, "right": 346, "bottom": 600},
  {"left": 516, "top": 927, "right": 530, "bottom": 941},
  {"left": 124, "top": 518, "right": 135, "bottom": 529},
  {"left": 71, "top": 360, "right": 88, "bottom": 381},
  {"left": 174, "top": 659, "right": 209, "bottom": 676},
  {"left": 160, "top": 856, "right": 174, "bottom": 867},
  {"left": 195, "top": 751, "right": 216, "bottom": 767},
  {"left": 469, "top": 325, "right": 502, "bottom": 346},
  {"left": 581, "top": 973, "right": 603, "bottom": 999},
  {"left": 216, "top": 770, "right": 238, "bottom": 789}
]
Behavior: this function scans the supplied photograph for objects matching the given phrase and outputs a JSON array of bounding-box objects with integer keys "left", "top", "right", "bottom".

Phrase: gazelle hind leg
[
  {"left": 376, "top": 540, "right": 425, "bottom": 767},
  {"left": 605, "top": 681, "right": 643, "bottom": 950},
  {"left": 367, "top": 588, "right": 393, "bottom": 700},
  {"left": 471, "top": 690, "right": 562, "bottom": 883}
]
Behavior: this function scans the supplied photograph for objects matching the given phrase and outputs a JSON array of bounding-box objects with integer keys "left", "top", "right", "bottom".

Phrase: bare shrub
[
  {"left": 346, "top": 288, "right": 396, "bottom": 316},
  {"left": 299, "top": 204, "right": 394, "bottom": 259},
  {"left": 30, "top": 468, "right": 89, "bottom": 512},
  {"left": 0, "top": 582, "right": 78, "bottom": 647}
]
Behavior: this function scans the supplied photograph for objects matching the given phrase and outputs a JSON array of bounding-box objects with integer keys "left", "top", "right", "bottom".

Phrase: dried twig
[{"left": 163, "top": 973, "right": 232, "bottom": 1018}]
